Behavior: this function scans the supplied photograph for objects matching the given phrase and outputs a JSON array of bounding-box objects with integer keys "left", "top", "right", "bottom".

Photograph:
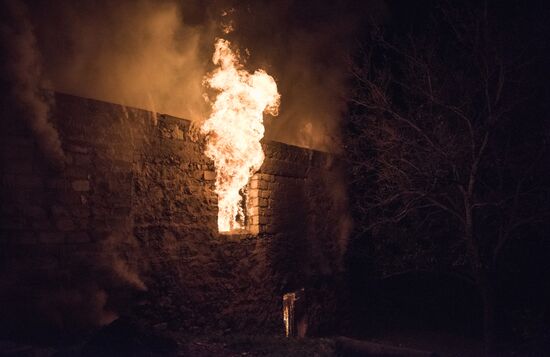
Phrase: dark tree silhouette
[{"left": 345, "top": 2, "right": 549, "bottom": 352}]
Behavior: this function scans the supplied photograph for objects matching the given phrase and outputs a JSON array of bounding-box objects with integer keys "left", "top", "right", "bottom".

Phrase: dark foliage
[{"left": 344, "top": 0, "right": 550, "bottom": 351}]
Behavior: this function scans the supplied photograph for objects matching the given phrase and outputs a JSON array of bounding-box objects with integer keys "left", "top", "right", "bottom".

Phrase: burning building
[
  {"left": 0, "top": 0, "right": 353, "bottom": 346},
  {"left": 0, "top": 91, "right": 350, "bottom": 339}
]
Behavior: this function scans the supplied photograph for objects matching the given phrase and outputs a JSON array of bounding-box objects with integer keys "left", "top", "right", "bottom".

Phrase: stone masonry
[{"left": 0, "top": 93, "right": 350, "bottom": 338}]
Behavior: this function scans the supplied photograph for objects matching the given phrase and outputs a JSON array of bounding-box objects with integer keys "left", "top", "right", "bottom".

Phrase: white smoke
[{"left": 0, "top": 0, "right": 65, "bottom": 169}]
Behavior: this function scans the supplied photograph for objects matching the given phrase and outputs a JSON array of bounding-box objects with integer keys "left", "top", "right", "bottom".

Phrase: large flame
[{"left": 201, "top": 39, "right": 280, "bottom": 232}]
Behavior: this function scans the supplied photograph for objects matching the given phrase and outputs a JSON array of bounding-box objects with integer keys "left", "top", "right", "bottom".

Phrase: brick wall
[{"left": 0, "top": 93, "right": 350, "bottom": 337}]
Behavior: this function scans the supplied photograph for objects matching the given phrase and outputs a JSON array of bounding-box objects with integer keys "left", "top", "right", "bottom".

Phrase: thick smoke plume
[
  {"left": 25, "top": 0, "right": 384, "bottom": 152},
  {"left": 0, "top": 0, "right": 65, "bottom": 169},
  {"left": 30, "top": 0, "right": 213, "bottom": 124}
]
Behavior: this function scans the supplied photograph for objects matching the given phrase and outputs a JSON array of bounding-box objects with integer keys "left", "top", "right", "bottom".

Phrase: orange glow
[{"left": 201, "top": 39, "right": 280, "bottom": 232}]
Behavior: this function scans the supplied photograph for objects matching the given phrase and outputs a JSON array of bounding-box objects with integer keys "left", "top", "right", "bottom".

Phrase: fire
[{"left": 201, "top": 39, "right": 280, "bottom": 232}]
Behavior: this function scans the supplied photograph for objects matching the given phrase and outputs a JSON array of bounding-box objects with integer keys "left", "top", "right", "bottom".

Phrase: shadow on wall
[{"left": 260, "top": 144, "right": 351, "bottom": 336}]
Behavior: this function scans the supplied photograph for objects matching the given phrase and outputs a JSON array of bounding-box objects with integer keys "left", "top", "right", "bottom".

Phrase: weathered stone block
[
  {"left": 261, "top": 173, "right": 272, "bottom": 182},
  {"left": 193, "top": 171, "right": 203, "bottom": 180},
  {"left": 39, "top": 232, "right": 65, "bottom": 244},
  {"left": 259, "top": 180, "right": 269, "bottom": 190},
  {"left": 72, "top": 180, "right": 90, "bottom": 192},
  {"left": 204, "top": 171, "right": 216, "bottom": 181},
  {"left": 248, "top": 206, "right": 259, "bottom": 216},
  {"left": 46, "top": 178, "right": 68, "bottom": 190},
  {"left": 56, "top": 217, "right": 75, "bottom": 231},
  {"left": 249, "top": 179, "right": 259, "bottom": 189},
  {"left": 51, "top": 205, "right": 70, "bottom": 217},
  {"left": 31, "top": 218, "right": 52, "bottom": 230},
  {"left": 73, "top": 153, "right": 92, "bottom": 166},
  {"left": 249, "top": 215, "right": 259, "bottom": 225},
  {"left": 259, "top": 198, "right": 268, "bottom": 207},
  {"left": 24, "top": 205, "right": 47, "bottom": 219},
  {"left": 65, "top": 143, "right": 90, "bottom": 154},
  {"left": 72, "top": 207, "right": 91, "bottom": 218},
  {"left": 248, "top": 189, "right": 259, "bottom": 199},
  {"left": 66, "top": 231, "right": 91, "bottom": 243}
]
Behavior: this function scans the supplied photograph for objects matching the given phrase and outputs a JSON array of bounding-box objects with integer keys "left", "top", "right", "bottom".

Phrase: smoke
[
  {"left": 0, "top": 233, "right": 146, "bottom": 336},
  {"left": 99, "top": 233, "right": 148, "bottom": 293},
  {"left": 21, "top": 0, "right": 385, "bottom": 152},
  {"left": 221, "top": 0, "right": 363, "bottom": 152},
  {"left": 29, "top": 0, "right": 213, "bottom": 123},
  {"left": 0, "top": 0, "right": 66, "bottom": 169},
  {"left": 197, "top": 0, "right": 387, "bottom": 151},
  {"left": 37, "top": 286, "right": 118, "bottom": 332}
]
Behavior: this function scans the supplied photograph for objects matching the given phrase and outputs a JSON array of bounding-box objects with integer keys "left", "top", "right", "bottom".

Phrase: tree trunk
[
  {"left": 463, "top": 190, "right": 498, "bottom": 355},
  {"left": 478, "top": 274, "right": 498, "bottom": 355}
]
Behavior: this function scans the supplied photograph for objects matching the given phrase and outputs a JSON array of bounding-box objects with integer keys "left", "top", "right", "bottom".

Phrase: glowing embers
[
  {"left": 201, "top": 39, "right": 280, "bottom": 233},
  {"left": 282, "top": 288, "right": 307, "bottom": 338}
]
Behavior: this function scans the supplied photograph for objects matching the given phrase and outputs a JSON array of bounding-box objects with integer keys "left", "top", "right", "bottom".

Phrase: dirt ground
[{"left": 1, "top": 328, "right": 548, "bottom": 356}]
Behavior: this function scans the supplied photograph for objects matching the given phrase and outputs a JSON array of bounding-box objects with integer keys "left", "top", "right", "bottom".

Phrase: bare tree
[{"left": 345, "top": 2, "right": 549, "bottom": 352}]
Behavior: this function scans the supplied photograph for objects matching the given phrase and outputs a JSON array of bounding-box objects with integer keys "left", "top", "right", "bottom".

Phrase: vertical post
[
  {"left": 283, "top": 292, "right": 295, "bottom": 337},
  {"left": 283, "top": 288, "right": 307, "bottom": 338}
]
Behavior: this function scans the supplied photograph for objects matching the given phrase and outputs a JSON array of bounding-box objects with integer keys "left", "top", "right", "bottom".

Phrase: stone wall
[{"left": 0, "top": 93, "right": 349, "bottom": 338}]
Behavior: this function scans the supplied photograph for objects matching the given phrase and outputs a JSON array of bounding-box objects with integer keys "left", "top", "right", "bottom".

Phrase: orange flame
[{"left": 201, "top": 39, "right": 280, "bottom": 232}]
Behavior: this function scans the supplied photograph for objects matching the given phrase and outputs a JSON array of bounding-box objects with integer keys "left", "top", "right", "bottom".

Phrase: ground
[
  {"left": 1, "top": 324, "right": 548, "bottom": 356},
  {"left": 0, "top": 334, "right": 334, "bottom": 357}
]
